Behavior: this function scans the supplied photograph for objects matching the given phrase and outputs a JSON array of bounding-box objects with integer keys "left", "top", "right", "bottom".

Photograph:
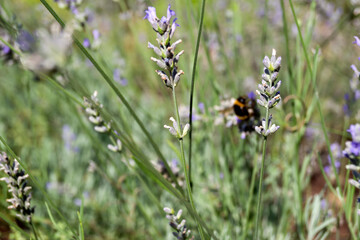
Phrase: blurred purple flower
[
  {"left": 356, "top": 90, "right": 360, "bottom": 100},
  {"left": 351, "top": 65, "right": 360, "bottom": 78},
  {"left": 353, "top": 36, "right": 360, "bottom": 47},
  {"left": 113, "top": 68, "right": 128, "bottom": 86},
  {"left": 2, "top": 46, "right": 10, "bottom": 55},
  {"left": 62, "top": 124, "right": 78, "bottom": 152},
  {"left": 344, "top": 93, "right": 350, "bottom": 101},
  {"left": 92, "top": 29, "right": 100, "bottom": 40},
  {"left": 343, "top": 104, "right": 350, "bottom": 116},
  {"left": 70, "top": 5, "right": 78, "bottom": 14},
  {"left": 74, "top": 198, "right": 82, "bottom": 207},
  {"left": 320, "top": 199, "right": 327, "bottom": 209},
  {"left": 349, "top": 142, "right": 360, "bottom": 156},
  {"left": 348, "top": 124, "right": 360, "bottom": 143},
  {"left": 248, "top": 91, "right": 256, "bottom": 100},
  {"left": 83, "top": 38, "right": 91, "bottom": 48},
  {"left": 16, "top": 30, "right": 35, "bottom": 52},
  {"left": 198, "top": 102, "right": 205, "bottom": 113},
  {"left": 171, "top": 159, "right": 179, "bottom": 168}
]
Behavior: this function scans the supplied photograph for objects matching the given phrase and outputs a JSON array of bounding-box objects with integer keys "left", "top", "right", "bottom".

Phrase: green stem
[
  {"left": 172, "top": 87, "right": 206, "bottom": 240},
  {"left": 294, "top": 137, "right": 304, "bottom": 238},
  {"left": 188, "top": 0, "right": 206, "bottom": 191},
  {"left": 261, "top": 0, "right": 268, "bottom": 56},
  {"left": 255, "top": 107, "right": 269, "bottom": 240},
  {"left": 279, "top": 0, "right": 294, "bottom": 91},
  {"left": 30, "top": 220, "right": 39, "bottom": 240},
  {"left": 241, "top": 153, "right": 259, "bottom": 240}
]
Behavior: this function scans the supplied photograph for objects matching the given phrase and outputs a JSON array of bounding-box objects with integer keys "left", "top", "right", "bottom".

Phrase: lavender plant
[
  {"left": 0, "top": 152, "right": 37, "bottom": 238},
  {"left": 343, "top": 124, "right": 360, "bottom": 214},
  {"left": 83, "top": 91, "right": 122, "bottom": 152},
  {"left": 164, "top": 207, "right": 194, "bottom": 240},
  {"left": 144, "top": 4, "right": 205, "bottom": 239},
  {"left": 254, "top": 49, "right": 282, "bottom": 239}
]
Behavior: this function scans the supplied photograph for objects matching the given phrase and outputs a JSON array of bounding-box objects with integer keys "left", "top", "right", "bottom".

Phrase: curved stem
[
  {"left": 172, "top": 87, "right": 206, "bottom": 240},
  {"left": 255, "top": 107, "right": 269, "bottom": 240},
  {"left": 188, "top": 0, "right": 206, "bottom": 191}
]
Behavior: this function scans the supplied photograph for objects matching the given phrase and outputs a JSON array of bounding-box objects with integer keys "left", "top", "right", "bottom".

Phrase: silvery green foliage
[
  {"left": 164, "top": 117, "right": 190, "bottom": 139},
  {"left": 0, "top": 152, "right": 35, "bottom": 223},
  {"left": 164, "top": 207, "right": 194, "bottom": 240},
  {"left": 83, "top": 91, "right": 122, "bottom": 152},
  {"left": 145, "top": 5, "right": 184, "bottom": 88},
  {"left": 255, "top": 49, "right": 281, "bottom": 137},
  {"left": 343, "top": 124, "right": 360, "bottom": 214},
  {"left": 303, "top": 195, "right": 335, "bottom": 240}
]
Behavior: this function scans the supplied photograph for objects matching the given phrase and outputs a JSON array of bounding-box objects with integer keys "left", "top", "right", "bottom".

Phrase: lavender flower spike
[
  {"left": 255, "top": 49, "right": 282, "bottom": 137},
  {"left": 164, "top": 207, "right": 193, "bottom": 240},
  {"left": 0, "top": 152, "right": 35, "bottom": 223},
  {"left": 343, "top": 123, "right": 360, "bottom": 214},
  {"left": 145, "top": 4, "right": 184, "bottom": 88}
]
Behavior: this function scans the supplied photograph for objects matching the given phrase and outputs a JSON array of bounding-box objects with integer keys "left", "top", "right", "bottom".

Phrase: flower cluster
[
  {"left": 0, "top": 8, "right": 20, "bottom": 65},
  {"left": 163, "top": 207, "right": 194, "bottom": 240},
  {"left": 54, "top": 0, "right": 88, "bottom": 29},
  {"left": 324, "top": 143, "right": 341, "bottom": 177},
  {"left": 83, "top": 91, "right": 122, "bottom": 152},
  {"left": 144, "top": 4, "right": 184, "bottom": 88},
  {"left": 344, "top": 36, "right": 360, "bottom": 118},
  {"left": 343, "top": 124, "right": 360, "bottom": 214},
  {"left": 154, "top": 159, "right": 184, "bottom": 187},
  {"left": 255, "top": 49, "right": 282, "bottom": 137},
  {"left": 164, "top": 117, "right": 190, "bottom": 140},
  {"left": 83, "top": 29, "right": 101, "bottom": 51},
  {"left": 0, "top": 152, "right": 35, "bottom": 223},
  {"left": 0, "top": 30, "right": 17, "bottom": 64},
  {"left": 20, "top": 24, "right": 73, "bottom": 82}
]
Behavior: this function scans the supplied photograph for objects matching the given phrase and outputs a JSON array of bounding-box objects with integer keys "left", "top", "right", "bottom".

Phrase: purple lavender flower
[
  {"left": 198, "top": 102, "right": 205, "bottom": 113},
  {"left": 343, "top": 124, "right": 360, "bottom": 165},
  {"left": 144, "top": 6, "right": 158, "bottom": 28},
  {"left": 353, "top": 36, "right": 360, "bottom": 47},
  {"left": 62, "top": 124, "right": 78, "bottom": 152},
  {"left": 92, "top": 29, "right": 100, "bottom": 40},
  {"left": 343, "top": 104, "right": 350, "bottom": 116},
  {"left": 355, "top": 90, "right": 360, "bottom": 100},
  {"left": 343, "top": 123, "right": 360, "bottom": 216},
  {"left": 113, "top": 68, "right": 128, "bottom": 86},
  {"left": 144, "top": 4, "right": 178, "bottom": 36},
  {"left": 83, "top": 38, "right": 91, "bottom": 48},
  {"left": 248, "top": 91, "right": 256, "bottom": 100},
  {"left": 2, "top": 45, "right": 10, "bottom": 55},
  {"left": 16, "top": 30, "right": 35, "bottom": 52},
  {"left": 348, "top": 124, "right": 360, "bottom": 143},
  {"left": 145, "top": 4, "right": 184, "bottom": 89}
]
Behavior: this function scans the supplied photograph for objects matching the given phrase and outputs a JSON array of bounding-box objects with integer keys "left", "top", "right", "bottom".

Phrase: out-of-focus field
[{"left": 1, "top": 0, "right": 360, "bottom": 239}]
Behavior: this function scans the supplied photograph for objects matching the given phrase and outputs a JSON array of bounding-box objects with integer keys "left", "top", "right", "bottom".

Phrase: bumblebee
[{"left": 233, "top": 95, "right": 260, "bottom": 133}]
